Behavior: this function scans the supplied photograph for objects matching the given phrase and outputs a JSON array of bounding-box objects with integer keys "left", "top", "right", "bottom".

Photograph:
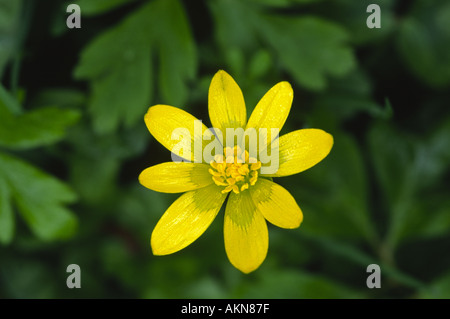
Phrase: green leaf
[
  {"left": 0, "top": 0, "right": 22, "bottom": 78},
  {"left": 304, "top": 233, "right": 426, "bottom": 290},
  {"left": 66, "top": 124, "right": 148, "bottom": 205},
  {"left": 0, "top": 83, "right": 21, "bottom": 114},
  {"left": 429, "top": 118, "right": 450, "bottom": 164},
  {"left": 74, "top": 0, "right": 196, "bottom": 133},
  {"left": 115, "top": 185, "right": 172, "bottom": 240},
  {"left": 89, "top": 51, "right": 151, "bottom": 133},
  {"left": 397, "top": 119, "right": 450, "bottom": 240},
  {"left": 0, "top": 257, "right": 58, "bottom": 298},
  {"left": 368, "top": 120, "right": 450, "bottom": 248},
  {"left": 210, "top": 0, "right": 259, "bottom": 51},
  {"left": 0, "top": 152, "right": 78, "bottom": 241},
  {"left": 0, "top": 177, "right": 14, "bottom": 244},
  {"left": 240, "top": 268, "right": 360, "bottom": 298},
  {"left": 74, "top": 3, "right": 152, "bottom": 133},
  {"left": 31, "top": 88, "right": 86, "bottom": 109},
  {"left": 156, "top": 0, "right": 197, "bottom": 107},
  {"left": 184, "top": 277, "right": 227, "bottom": 298},
  {"left": 0, "top": 84, "right": 80, "bottom": 149},
  {"left": 314, "top": 70, "right": 391, "bottom": 121},
  {"left": 368, "top": 123, "right": 417, "bottom": 250},
  {"left": 0, "top": 106, "right": 80, "bottom": 149},
  {"left": 397, "top": 0, "right": 450, "bottom": 87},
  {"left": 210, "top": 0, "right": 355, "bottom": 90},
  {"left": 420, "top": 273, "right": 450, "bottom": 299},
  {"left": 417, "top": 197, "right": 450, "bottom": 238},
  {"left": 69, "top": 154, "right": 120, "bottom": 206},
  {"left": 258, "top": 15, "right": 355, "bottom": 90},
  {"left": 319, "top": 0, "right": 395, "bottom": 45},
  {"left": 369, "top": 123, "right": 415, "bottom": 207},
  {"left": 76, "top": 0, "right": 138, "bottom": 16},
  {"left": 292, "top": 133, "right": 376, "bottom": 243},
  {"left": 248, "top": 0, "right": 323, "bottom": 7},
  {"left": 248, "top": 50, "right": 271, "bottom": 80}
]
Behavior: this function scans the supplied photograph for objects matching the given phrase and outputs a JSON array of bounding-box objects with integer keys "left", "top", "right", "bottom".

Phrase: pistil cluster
[{"left": 209, "top": 146, "right": 261, "bottom": 194}]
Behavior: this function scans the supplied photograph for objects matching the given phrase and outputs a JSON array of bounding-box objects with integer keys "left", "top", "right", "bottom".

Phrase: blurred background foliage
[{"left": 0, "top": 0, "right": 449, "bottom": 299}]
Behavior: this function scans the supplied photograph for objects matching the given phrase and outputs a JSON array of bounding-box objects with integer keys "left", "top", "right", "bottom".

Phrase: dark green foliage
[{"left": 0, "top": 0, "right": 449, "bottom": 299}]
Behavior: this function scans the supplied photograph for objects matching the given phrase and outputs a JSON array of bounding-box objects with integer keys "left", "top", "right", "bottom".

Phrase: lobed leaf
[{"left": 0, "top": 152, "right": 78, "bottom": 242}]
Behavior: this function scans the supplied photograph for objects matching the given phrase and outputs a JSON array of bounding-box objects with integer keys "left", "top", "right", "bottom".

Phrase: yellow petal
[
  {"left": 250, "top": 179, "right": 302, "bottom": 229},
  {"left": 208, "top": 70, "right": 247, "bottom": 137},
  {"left": 144, "top": 105, "right": 210, "bottom": 162},
  {"left": 262, "top": 129, "right": 333, "bottom": 177},
  {"left": 246, "top": 81, "right": 293, "bottom": 133},
  {"left": 224, "top": 192, "right": 268, "bottom": 274},
  {"left": 151, "top": 184, "right": 226, "bottom": 255},
  {"left": 139, "top": 162, "right": 213, "bottom": 193}
]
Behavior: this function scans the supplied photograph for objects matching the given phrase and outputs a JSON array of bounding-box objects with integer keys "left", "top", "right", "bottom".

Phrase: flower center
[{"left": 209, "top": 146, "right": 261, "bottom": 194}]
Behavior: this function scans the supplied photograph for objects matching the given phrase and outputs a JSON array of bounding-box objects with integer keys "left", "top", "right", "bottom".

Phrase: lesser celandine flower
[{"left": 139, "top": 70, "right": 333, "bottom": 273}]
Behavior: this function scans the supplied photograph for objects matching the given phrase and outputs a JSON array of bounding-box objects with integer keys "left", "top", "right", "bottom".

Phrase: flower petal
[
  {"left": 250, "top": 178, "right": 302, "bottom": 229},
  {"left": 151, "top": 184, "right": 226, "bottom": 255},
  {"left": 224, "top": 191, "right": 268, "bottom": 273},
  {"left": 139, "top": 162, "right": 213, "bottom": 193},
  {"left": 246, "top": 81, "right": 293, "bottom": 133},
  {"left": 144, "top": 105, "right": 209, "bottom": 162},
  {"left": 208, "top": 70, "right": 247, "bottom": 137},
  {"left": 262, "top": 128, "right": 333, "bottom": 177}
]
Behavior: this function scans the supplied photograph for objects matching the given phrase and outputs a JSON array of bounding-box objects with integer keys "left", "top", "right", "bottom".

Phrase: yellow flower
[{"left": 139, "top": 70, "right": 333, "bottom": 273}]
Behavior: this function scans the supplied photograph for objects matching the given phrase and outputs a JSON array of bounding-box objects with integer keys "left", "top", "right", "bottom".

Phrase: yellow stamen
[
  {"left": 210, "top": 161, "right": 218, "bottom": 170},
  {"left": 238, "top": 164, "right": 249, "bottom": 175},
  {"left": 240, "top": 183, "right": 249, "bottom": 192},
  {"left": 249, "top": 171, "right": 258, "bottom": 186},
  {"left": 222, "top": 185, "right": 234, "bottom": 194},
  {"left": 210, "top": 147, "right": 261, "bottom": 194},
  {"left": 209, "top": 168, "right": 222, "bottom": 177},
  {"left": 214, "top": 154, "right": 224, "bottom": 163},
  {"left": 213, "top": 176, "right": 228, "bottom": 186},
  {"left": 251, "top": 162, "right": 262, "bottom": 170}
]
